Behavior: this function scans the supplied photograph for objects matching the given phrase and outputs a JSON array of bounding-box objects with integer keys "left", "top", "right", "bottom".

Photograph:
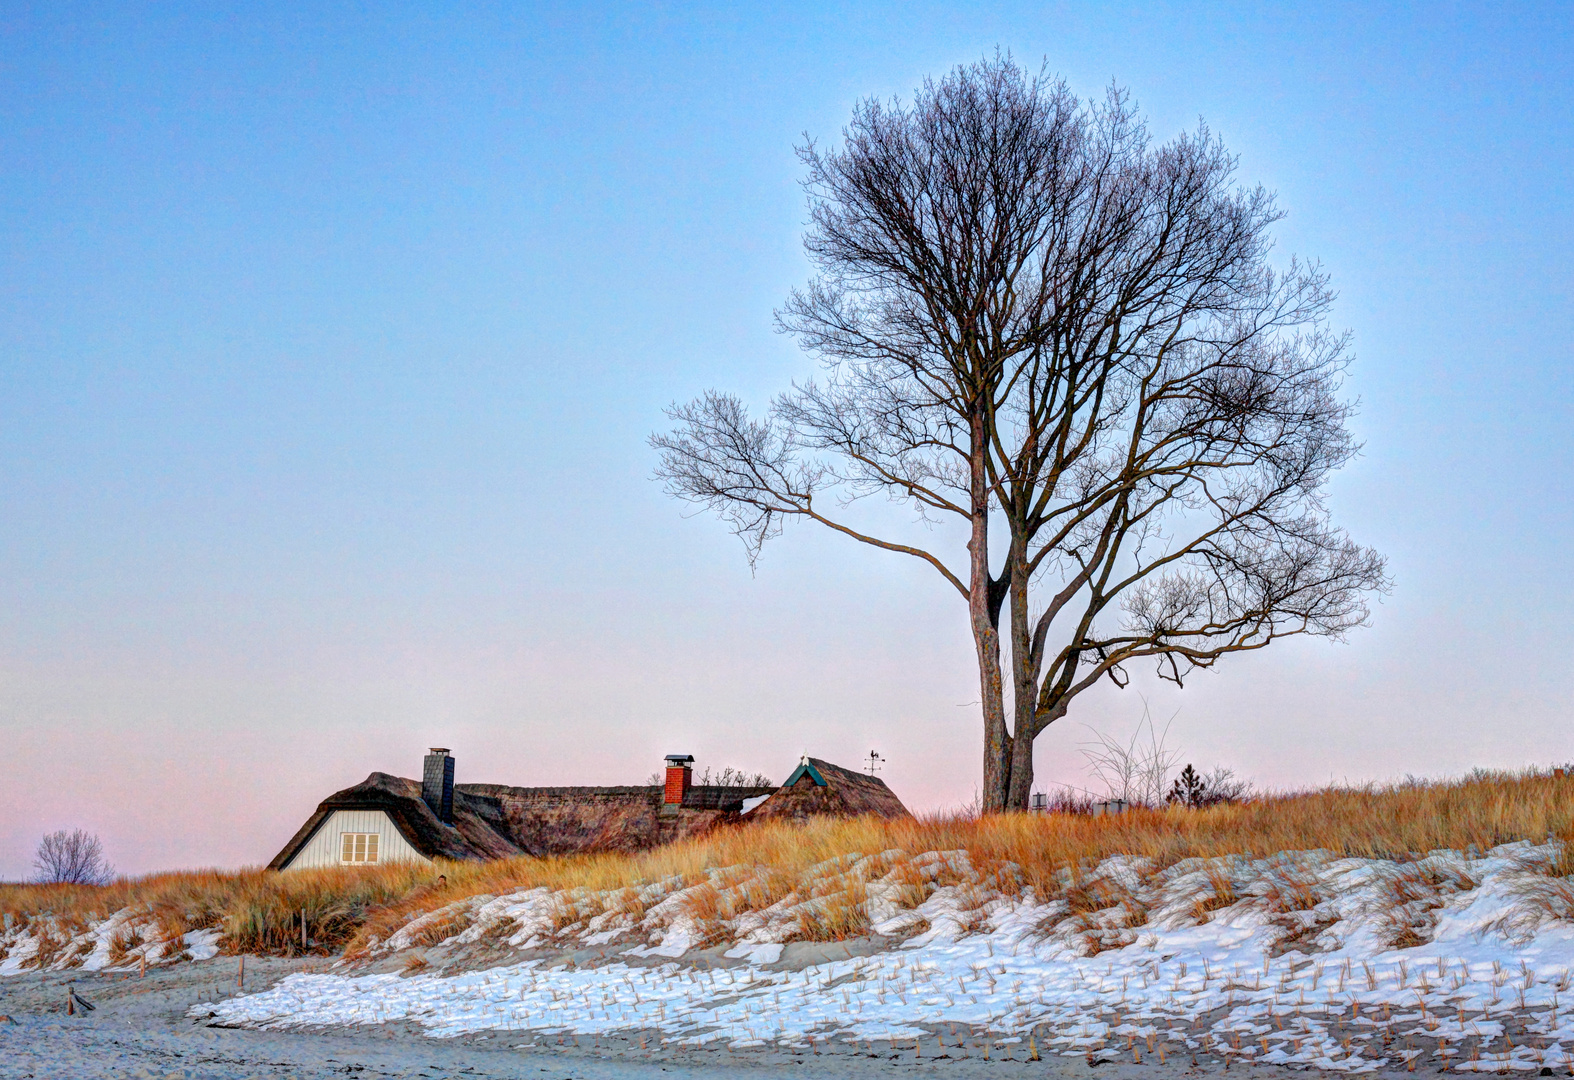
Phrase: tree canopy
[{"left": 654, "top": 56, "right": 1388, "bottom": 811}]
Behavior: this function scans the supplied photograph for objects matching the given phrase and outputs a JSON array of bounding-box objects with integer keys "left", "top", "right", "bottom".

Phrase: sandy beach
[{"left": 0, "top": 958, "right": 1331, "bottom": 1080}]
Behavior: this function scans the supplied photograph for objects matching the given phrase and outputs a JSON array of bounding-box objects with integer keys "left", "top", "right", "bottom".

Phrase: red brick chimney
[{"left": 663, "top": 754, "right": 694, "bottom": 806}]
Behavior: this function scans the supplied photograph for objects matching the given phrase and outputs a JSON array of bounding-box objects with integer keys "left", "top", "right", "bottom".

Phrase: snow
[
  {"left": 0, "top": 909, "right": 193, "bottom": 975},
  {"left": 724, "top": 942, "right": 784, "bottom": 964},
  {"left": 181, "top": 840, "right": 1574, "bottom": 1072}
]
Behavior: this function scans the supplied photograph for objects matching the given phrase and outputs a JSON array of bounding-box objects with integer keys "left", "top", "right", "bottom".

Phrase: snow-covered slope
[{"left": 184, "top": 841, "right": 1574, "bottom": 1072}]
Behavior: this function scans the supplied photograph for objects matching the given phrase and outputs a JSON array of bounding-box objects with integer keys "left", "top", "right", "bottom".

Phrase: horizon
[{"left": 2, "top": 1, "right": 1571, "bottom": 879}]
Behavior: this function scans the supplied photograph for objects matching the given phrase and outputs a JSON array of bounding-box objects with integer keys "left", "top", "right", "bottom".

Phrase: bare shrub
[
  {"left": 645, "top": 766, "right": 774, "bottom": 787},
  {"left": 1081, "top": 710, "right": 1182, "bottom": 808},
  {"left": 1038, "top": 789, "right": 1099, "bottom": 815},
  {"left": 33, "top": 830, "right": 113, "bottom": 886},
  {"left": 698, "top": 766, "right": 774, "bottom": 788}
]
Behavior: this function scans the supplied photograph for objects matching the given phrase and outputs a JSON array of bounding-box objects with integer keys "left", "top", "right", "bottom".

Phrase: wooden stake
[
  {"left": 139, "top": 952, "right": 146, "bottom": 979},
  {"left": 238, "top": 954, "right": 245, "bottom": 990}
]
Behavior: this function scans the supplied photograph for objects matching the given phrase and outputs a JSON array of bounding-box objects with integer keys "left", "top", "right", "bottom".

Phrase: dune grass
[{"left": 4, "top": 768, "right": 1572, "bottom": 961}]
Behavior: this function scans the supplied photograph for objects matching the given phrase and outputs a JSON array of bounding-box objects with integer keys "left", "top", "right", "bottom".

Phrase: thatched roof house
[
  {"left": 747, "top": 757, "right": 909, "bottom": 823},
  {"left": 269, "top": 749, "right": 908, "bottom": 871}
]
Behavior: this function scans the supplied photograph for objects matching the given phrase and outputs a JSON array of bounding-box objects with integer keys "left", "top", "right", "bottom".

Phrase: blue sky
[{"left": 1, "top": 2, "right": 1570, "bottom": 877}]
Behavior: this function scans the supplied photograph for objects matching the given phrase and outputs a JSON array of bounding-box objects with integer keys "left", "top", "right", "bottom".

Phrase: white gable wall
[{"left": 281, "top": 809, "right": 431, "bottom": 871}]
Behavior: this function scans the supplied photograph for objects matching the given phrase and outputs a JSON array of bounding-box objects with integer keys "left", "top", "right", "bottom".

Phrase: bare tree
[
  {"left": 33, "top": 829, "right": 113, "bottom": 885},
  {"left": 645, "top": 766, "right": 775, "bottom": 787},
  {"left": 654, "top": 56, "right": 1388, "bottom": 812},
  {"left": 698, "top": 765, "right": 775, "bottom": 787}
]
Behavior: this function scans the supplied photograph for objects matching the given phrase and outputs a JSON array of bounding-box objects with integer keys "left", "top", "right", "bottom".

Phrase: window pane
[
  {"left": 341, "top": 833, "right": 354, "bottom": 862},
  {"left": 366, "top": 834, "right": 379, "bottom": 862},
  {"left": 354, "top": 834, "right": 366, "bottom": 862}
]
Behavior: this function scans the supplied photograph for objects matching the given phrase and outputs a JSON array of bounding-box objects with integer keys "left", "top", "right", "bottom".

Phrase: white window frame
[{"left": 339, "top": 832, "right": 380, "bottom": 864}]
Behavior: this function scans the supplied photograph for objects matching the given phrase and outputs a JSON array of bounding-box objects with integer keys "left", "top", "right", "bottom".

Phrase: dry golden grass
[
  {"left": 0, "top": 864, "right": 439, "bottom": 958},
  {"left": 27, "top": 926, "right": 64, "bottom": 969},
  {"left": 3, "top": 769, "right": 1572, "bottom": 961},
  {"left": 1520, "top": 877, "right": 1574, "bottom": 922},
  {"left": 1192, "top": 863, "right": 1238, "bottom": 922},
  {"left": 402, "top": 906, "right": 475, "bottom": 949},
  {"left": 105, "top": 924, "right": 146, "bottom": 967},
  {"left": 796, "top": 883, "right": 871, "bottom": 941}
]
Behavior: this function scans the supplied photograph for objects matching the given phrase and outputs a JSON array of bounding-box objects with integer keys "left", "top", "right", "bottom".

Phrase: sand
[{"left": 0, "top": 957, "right": 1327, "bottom": 1080}]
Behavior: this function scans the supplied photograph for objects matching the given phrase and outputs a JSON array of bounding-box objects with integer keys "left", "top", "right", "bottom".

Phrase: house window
[{"left": 340, "top": 832, "right": 380, "bottom": 864}]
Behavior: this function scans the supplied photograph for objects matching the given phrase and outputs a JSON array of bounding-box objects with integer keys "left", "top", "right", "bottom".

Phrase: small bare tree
[
  {"left": 654, "top": 56, "right": 1388, "bottom": 812},
  {"left": 33, "top": 829, "right": 113, "bottom": 885}
]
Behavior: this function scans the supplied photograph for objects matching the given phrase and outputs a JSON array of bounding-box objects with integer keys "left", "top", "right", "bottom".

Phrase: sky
[{"left": 0, "top": 1, "right": 1570, "bottom": 879}]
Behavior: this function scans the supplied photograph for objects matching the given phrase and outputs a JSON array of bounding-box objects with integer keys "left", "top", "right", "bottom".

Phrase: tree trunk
[
  {"left": 971, "top": 417, "right": 1010, "bottom": 813},
  {"left": 1003, "top": 534, "right": 1036, "bottom": 810},
  {"left": 976, "top": 616, "right": 1008, "bottom": 812},
  {"left": 1005, "top": 720, "right": 1036, "bottom": 810},
  {"left": 1013, "top": 695, "right": 1071, "bottom": 810}
]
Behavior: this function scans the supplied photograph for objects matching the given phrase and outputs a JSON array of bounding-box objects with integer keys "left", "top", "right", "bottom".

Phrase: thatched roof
[
  {"left": 746, "top": 757, "right": 910, "bottom": 823},
  {"left": 268, "top": 756, "right": 908, "bottom": 869},
  {"left": 267, "top": 773, "right": 777, "bottom": 869},
  {"left": 267, "top": 773, "right": 511, "bottom": 869}
]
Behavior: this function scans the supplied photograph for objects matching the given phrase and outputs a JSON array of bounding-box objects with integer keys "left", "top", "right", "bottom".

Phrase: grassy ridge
[{"left": 4, "top": 769, "right": 1572, "bottom": 960}]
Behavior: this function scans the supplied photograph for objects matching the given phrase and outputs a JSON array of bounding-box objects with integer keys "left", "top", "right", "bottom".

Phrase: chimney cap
[
  {"left": 664, "top": 754, "right": 694, "bottom": 765},
  {"left": 428, "top": 747, "right": 451, "bottom": 755}
]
